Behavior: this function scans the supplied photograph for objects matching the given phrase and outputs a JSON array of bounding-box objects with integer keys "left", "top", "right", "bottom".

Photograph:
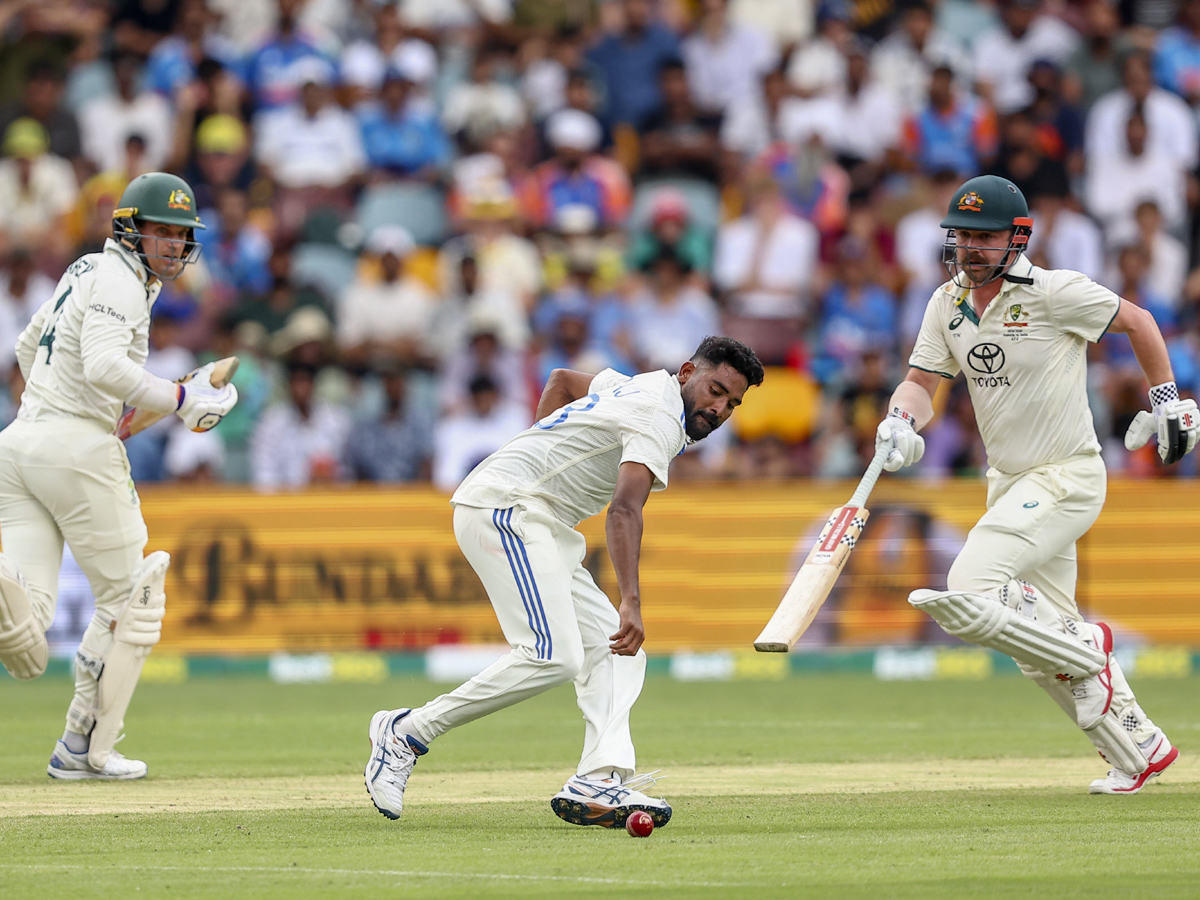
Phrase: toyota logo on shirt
[{"left": 967, "top": 343, "right": 1005, "bottom": 374}]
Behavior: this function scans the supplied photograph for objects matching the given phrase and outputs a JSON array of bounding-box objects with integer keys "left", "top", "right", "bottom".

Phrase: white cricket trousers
[
  {"left": 407, "top": 503, "right": 647, "bottom": 780},
  {"left": 0, "top": 418, "right": 148, "bottom": 731},
  {"left": 943, "top": 452, "right": 1158, "bottom": 743}
]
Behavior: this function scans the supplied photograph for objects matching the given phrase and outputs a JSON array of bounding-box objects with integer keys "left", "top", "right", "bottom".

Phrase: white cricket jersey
[
  {"left": 15, "top": 239, "right": 163, "bottom": 430},
  {"left": 452, "top": 368, "right": 687, "bottom": 527},
  {"left": 909, "top": 254, "right": 1120, "bottom": 474}
]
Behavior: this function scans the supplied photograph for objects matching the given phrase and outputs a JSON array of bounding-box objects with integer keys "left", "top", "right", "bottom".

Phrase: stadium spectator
[
  {"left": 430, "top": 249, "right": 529, "bottom": 361},
  {"left": 144, "top": 0, "right": 242, "bottom": 99},
  {"left": 338, "top": 226, "right": 437, "bottom": 370},
  {"left": 626, "top": 187, "right": 713, "bottom": 280},
  {"left": 1104, "top": 200, "right": 1188, "bottom": 310},
  {"left": 78, "top": 52, "right": 172, "bottom": 177},
  {"left": 438, "top": 308, "right": 531, "bottom": 416},
  {"left": 1064, "top": 0, "right": 1129, "bottom": 113},
  {"left": 585, "top": 0, "right": 682, "bottom": 129},
  {"left": 519, "top": 109, "right": 631, "bottom": 231},
  {"left": 722, "top": 65, "right": 794, "bottom": 162},
  {"left": 627, "top": 245, "right": 720, "bottom": 373},
  {"left": 1154, "top": 0, "right": 1200, "bottom": 105},
  {"left": 112, "top": 0, "right": 184, "bottom": 57},
  {"left": 198, "top": 187, "right": 273, "bottom": 301},
  {"left": 729, "top": 0, "right": 813, "bottom": 53},
  {"left": 163, "top": 428, "right": 227, "bottom": 483},
  {"left": 682, "top": 0, "right": 778, "bottom": 117},
  {"left": 520, "top": 25, "right": 593, "bottom": 122},
  {"left": 234, "top": 244, "right": 330, "bottom": 339},
  {"left": 972, "top": 0, "right": 1079, "bottom": 115},
  {"left": 902, "top": 64, "right": 998, "bottom": 177},
  {"left": 441, "top": 46, "right": 527, "bottom": 150},
  {"left": 346, "top": 360, "right": 433, "bottom": 483},
  {"left": 1026, "top": 175, "right": 1105, "bottom": 283},
  {"left": 637, "top": 58, "right": 723, "bottom": 182},
  {"left": 432, "top": 373, "right": 529, "bottom": 491},
  {"left": 0, "top": 119, "right": 78, "bottom": 265},
  {"left": 359, "top": 66, "right": 451, "bottom": 183},
  {"left": 785, "top": 0, "right": 851, "bottom": 99},
  {"left": 340, "top": 2, "right": 438, "bottom": 107},
  {"left": 251, "top": 359, "right": 352, "bottom": 491},
  {"left": 813, "top": 236, "right": 897, "bottom": 386},
  {"left": 243, "top": 0, "right": 332, "bottom": 112},
  {"left": 183, "top": 114, "right": 256, "bottom": 212},
  {"left": 871, "top": 0, "right": 973, "bottom": 115},
  {"left": 894, "top": 169, "right": 960, "bottom": 343},
  {"left": 826, "top": 39, "right": 902, "bottom": 189},
  {"left": 0, "top": 61, "right": 81, "bottom": 166}
]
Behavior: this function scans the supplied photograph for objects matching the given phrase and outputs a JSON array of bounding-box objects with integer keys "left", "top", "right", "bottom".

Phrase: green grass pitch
[{"left": 1, "top": 673, "right": 1197, "bottom": 899}]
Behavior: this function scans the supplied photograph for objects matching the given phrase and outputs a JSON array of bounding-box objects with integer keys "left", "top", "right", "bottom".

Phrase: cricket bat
[
  {"left": 117, "top": 356, "right": 239, "bottom": 441},
  {"left": 753, "top": 445, "right": 891, "bottom": 652}
]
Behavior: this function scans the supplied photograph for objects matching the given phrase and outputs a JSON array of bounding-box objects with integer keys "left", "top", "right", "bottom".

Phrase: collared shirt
[
  {"left": 452, "top": 368, "right": 686, "bottom": 527},
  {"left": 909, "top": 254, "right": 1120, "bottom": 474},
  {"left": 15, "top": 239, "right": 162, "bottom": 429}
]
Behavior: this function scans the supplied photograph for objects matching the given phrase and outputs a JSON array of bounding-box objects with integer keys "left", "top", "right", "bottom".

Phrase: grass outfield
[{"left": 1, "top": 674, "right": 1197, "bottom": 899}]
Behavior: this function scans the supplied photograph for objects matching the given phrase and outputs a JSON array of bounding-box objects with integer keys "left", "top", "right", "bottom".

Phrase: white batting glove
[
  {"left": 1124, "top": 382, "right": 1199, "bottom": 465},
  {"left": 875, "top": 409, "right": 925, "bottom": 473},
  {"left": 175, "top": 361, "right": 239, "bottom": 433}
]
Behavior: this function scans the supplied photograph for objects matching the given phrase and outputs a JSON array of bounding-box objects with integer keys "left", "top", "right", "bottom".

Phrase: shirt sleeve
[
  {"left": 908, "top": 291, "right": 960, "bottom": 378},
  {"left": 1046, "top": 269, "right": 1121, "bottom": 342},
  {"left": 618, "top": 398, "right": 682, "bottom": 491},
  {"left": 78, "top": 267, "right": 162, "bottom": 403},
  {"left": 589, "top": 368, "right": 630, "bottom": 393}
]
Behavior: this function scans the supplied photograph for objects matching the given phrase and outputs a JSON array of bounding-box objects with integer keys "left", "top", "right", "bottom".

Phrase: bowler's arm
[
  {"left": 535, "top": 368, "right": 595, "bottom": 419},
  {"left": 1106, "top": 298, "right": 1174, "bottom": 386},
  {"left": 887, "top": 368, "right": 942, "bottom": 429},
  {"left": 606, "top": 461, "right": 655, "bottom": 656}
]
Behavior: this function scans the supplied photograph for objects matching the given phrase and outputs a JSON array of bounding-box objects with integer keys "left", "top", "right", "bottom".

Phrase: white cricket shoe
[
  {"left": 1071, "top": 622, "right": 1114, "bottom": 730},
  {"left": 1090, "top": 729, "right": 1179, "bottom": 795},
  {"left": 550, "top": 772, "right": 672, "bottom": 828},
  {"left": 47, "top": 740, "right": 147, "bottom": 780},
  {"left": 364, "top": 709, "right": 428, "bottom": 820}
]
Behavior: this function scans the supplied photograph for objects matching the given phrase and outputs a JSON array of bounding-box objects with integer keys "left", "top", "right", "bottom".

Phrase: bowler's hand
[{"left": 609, "top": 601, "right": 644, "bottom": 656}]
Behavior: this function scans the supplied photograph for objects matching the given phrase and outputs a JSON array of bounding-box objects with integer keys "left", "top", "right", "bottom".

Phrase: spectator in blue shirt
[
  {"left": 902, "top": 64, "right": 999, "bottom": 177},
  {"left": 197, "top": 187, "right": 273, "bottom": 301},
  {"left": 815, "top": 236, "right": 898, "bottom": 385},
  {"left": 585, "top": 0, "right": 681, "bottom": 128},
  {"left": 244, "top": 0, "right": 332, "bottom": 112},
  {"left": 1155, "top": 0, "right": 1200, "bottom": 104},
  {"left": 359, "top": 67, "right": 450, "bottom": 182},
  {"left": 144, "top": 0, "right": 242, "bottom": 98}
]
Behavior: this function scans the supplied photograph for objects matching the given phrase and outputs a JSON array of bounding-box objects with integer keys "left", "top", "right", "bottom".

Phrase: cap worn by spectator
[
  {"left": 196, "top": 115, "right": 248, "bottom": 155},
  {"left": 650, "top": 189, "right": 690, "bottom": 226},
  {"left": 365, "top": 224, "right": 416, "bottom": 258},
  {"left": 271, "top": 306, "right": 333, "bottom": 357},
  {"left": 394, "top": 42, "right": 436, "bottom": 86},
  {"left": 545, "top": 109, "right": 602, "bottom": 153},
  {"left": 289, "top": 57, "right": 335, "bottom": 89},
  {"left": 3, "top": 118, "right": 49, "bottom": 159},
  {"left": 467, "top": 306, "right": 506, "bottom": 340},
  {"left": 164, "top": 429, "right": 227, "bottom": 479},
  {"left": 554, "top": 203, "right": 599, "bottom": 235},
  {"left": 464, "top": 178, "right": 518, "bottom": 221}
]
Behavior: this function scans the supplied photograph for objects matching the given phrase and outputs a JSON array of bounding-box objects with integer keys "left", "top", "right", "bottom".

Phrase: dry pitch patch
[{"left": 2, "top": 755, "right": 1196, "bottom": 817}]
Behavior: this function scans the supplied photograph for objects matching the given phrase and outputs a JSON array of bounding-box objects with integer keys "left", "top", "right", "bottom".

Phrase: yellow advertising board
[{"left": 138, "top": 479, "right": 1200, "bottom": 654}]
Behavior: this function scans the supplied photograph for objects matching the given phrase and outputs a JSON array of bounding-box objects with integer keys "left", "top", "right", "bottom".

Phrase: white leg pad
[
  {"left": 0, "top": 553, "right": 47, "bottom": 680},
  {"left": 910, "top": 586, "right": 1105, "bottom": 678},
  {"left": 1089, "top": 712, "right": 1147, "bottom": 775},
  {"left": 89, "top": 551, "right": 169, "bottom": 769}
]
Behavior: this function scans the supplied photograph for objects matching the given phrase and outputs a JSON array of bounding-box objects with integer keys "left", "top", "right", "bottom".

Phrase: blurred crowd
[{"left": 0, "top": 0, "right": 1197, "bottom": 490}]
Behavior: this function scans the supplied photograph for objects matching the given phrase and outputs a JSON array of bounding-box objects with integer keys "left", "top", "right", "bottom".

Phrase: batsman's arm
[
  {"left": 888, "top": 369, "right": 940, "bottom": 430},
  {"left": 535, "top": 368, "right": 595, "bottom": 419},
  {"left": 1106, "top": 298, "right": 1174, "bottom": 386},
  {"left": 606, "top": 461, "right": 655, "bottom": 656}
]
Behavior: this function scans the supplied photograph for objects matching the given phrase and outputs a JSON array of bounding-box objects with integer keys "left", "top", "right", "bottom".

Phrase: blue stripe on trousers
[
  {"left": 493, "top": 507, "right": 546, "bottom": 659},
  {"left": 505, "top": 509, "right": 553, "bottom": 661}
]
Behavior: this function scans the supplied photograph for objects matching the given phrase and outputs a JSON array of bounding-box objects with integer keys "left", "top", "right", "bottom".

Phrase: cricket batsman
[
  {"left": 873, "top": 174, "right": 1196, "bottom": 794},
  {"left": 0, "top": 172, "right": 238, "bottom": 779},
  {"left": 366, "top": 337, "right": 764, "bottom": 826}
]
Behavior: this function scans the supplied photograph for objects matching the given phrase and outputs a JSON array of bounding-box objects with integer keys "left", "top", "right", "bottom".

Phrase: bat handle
[{"left": 847, "top": 445, "right": 891, "bottom": 509}]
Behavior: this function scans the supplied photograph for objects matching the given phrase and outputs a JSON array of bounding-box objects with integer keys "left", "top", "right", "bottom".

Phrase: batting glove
[
  {"left": 176, "top": 361, "right": 239, "bottom": 433},
  {"left": 875, "top": 409, "right": 925, "bottom": 473},
  {"left": 1124, "top": 382, "right": 1200, "bottom": 465}
]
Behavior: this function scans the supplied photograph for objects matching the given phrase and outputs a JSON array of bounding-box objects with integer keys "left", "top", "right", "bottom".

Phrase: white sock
[
  {"left": 390, "top": 712, "right": 431, "bottom": 747},
  {"left": 584, "top": 769, "right": 619, "bottom": 782},
  {"left": 61, "top": 729, "right": 89, "bottom": 754}
]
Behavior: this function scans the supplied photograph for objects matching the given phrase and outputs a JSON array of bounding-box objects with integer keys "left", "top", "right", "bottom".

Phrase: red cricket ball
[{"left": 625, "top": 811, "right": 654, "bottom": 837}]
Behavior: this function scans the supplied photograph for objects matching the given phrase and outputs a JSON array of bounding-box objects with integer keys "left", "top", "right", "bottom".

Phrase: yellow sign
[{"left": 138, "top": 480, "right": 1200, "bottom": 653}]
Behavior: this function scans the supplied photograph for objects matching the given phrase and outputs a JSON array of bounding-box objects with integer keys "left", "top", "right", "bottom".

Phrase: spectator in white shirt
[
  {"left": 256, "top": 57, "right": 366, "bottom": 235},
  {"left": 1103, "top": 200, "right": 1189, "bottom": 310},
  {"left": 721, "top": 65, "right": 795, "bottom": 161},
  {"left": 829, "top": 40, "right": 902, "bottom": 187},
  {"left": 628, "top": 246, "right": 721, "bottom": 372},
  {"left": 683, "top": 0, "right": 780, "bottom": 116},
  {"left": 79, "top": 51, "right": 172, "bottom": 175},
  {"left": 871, "top": 0, "right": 973, "bottom": 114},
  {"left": 713, "top": 174, "right": 819, "bottom": 321},
  {"left": 894, "top": 169, "right": 961, "bottom": 344},
  {"left": 432, "top": 373, "right": 530, "bottom": 492},
  {"left": 786, "top": 1, "right": 851, "bottom": 98},
  {"left": 338, "top": 225, "right": 438, "bottom": 369},
  {"left": 973, "top": 0, "right": 1079, "bottom": 115},
  {"left": 340, "top": 2, "right": 437, "bottom": 108},
  {"left": 729, "top": 0, "right": 814, "bottom": 54},
  {"left": 0, "top": 119, "right": 78, "bottom": 265},
  {"left": 1085, "top": 49, "right": 1198, "bottom": 173},
  {"left": 442, "top": 47, "right": 527, "bottom": 149},
  {"left": 251, "top": 360, "right": 353, "bottom": 491},
  {"left": 1026, "top": 178, "right": 1104, "bottom": 282},
  {"left": 1086, "top": 105, "right": 1189, "bottom": 237}
]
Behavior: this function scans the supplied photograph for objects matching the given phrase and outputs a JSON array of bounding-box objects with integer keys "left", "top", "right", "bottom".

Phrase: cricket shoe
[
  {"left": 550, "top": 771, "right": 672, "bottom": 828},
  {"left": 1071, "top": 622, "right": 1114, "bottom": 730},
  {"left": 47, "top": 740, "right": 147, "bottom": 780},
  {"left": 365, "top": 708, "right": 427, "bottom": 820},
  {"left": 1090, "top": 729, "right": 1179, "bottom": 795}
]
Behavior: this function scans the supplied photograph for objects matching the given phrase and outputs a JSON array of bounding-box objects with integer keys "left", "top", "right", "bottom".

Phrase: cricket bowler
[
  {"left": 366, "top": 337, "right": 764, "bottom": 826},
  {"left": 874, "top": 174, "right": 1197, "bottom": 794},
  {"left": 0, "top": 172, "right": 239, "bottom": 779}
]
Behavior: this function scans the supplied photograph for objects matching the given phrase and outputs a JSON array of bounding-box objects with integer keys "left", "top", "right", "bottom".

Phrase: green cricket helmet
[
  {"left": 112, "top": 172, "right": 206, "bottom": 280},
  {"left": 940, "top": 174, "right": 1033, "bottom": 288}
]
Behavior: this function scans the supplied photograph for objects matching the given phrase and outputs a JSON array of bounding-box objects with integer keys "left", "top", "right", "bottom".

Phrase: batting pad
[
  {"left": 1090, "top": 711, "right": 1147, "bottom": 775},
  {"left": 0, "top": 553, "right": 46, "bottom": 680},
  {"left": 89, "top": 551, "right": 169, "bottom": 769},
  {"left": 909, "top": 589, "right": 1105, "bottom": 678}
]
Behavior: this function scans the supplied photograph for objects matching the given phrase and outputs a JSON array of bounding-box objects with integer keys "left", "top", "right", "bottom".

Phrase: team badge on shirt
[{"left": 1003, "top": 303, "right": 1031, "bottom": 340}]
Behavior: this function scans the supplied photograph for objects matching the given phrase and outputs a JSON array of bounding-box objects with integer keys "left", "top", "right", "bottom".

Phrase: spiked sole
[{"left": 550, "top": 796, "right": 672, "bottom": 828}]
